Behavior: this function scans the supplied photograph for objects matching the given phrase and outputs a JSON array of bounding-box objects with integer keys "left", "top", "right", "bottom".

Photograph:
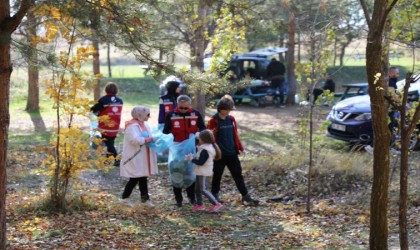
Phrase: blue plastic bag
[
  {"left": 89, "top": 113, "right": 102, "bottom": 150},
  {"left": 168, "top": 134, "right": 196, "bottom": 188},
  {"left": 147, "top": 127, "right": 174, "bottom": 153}
]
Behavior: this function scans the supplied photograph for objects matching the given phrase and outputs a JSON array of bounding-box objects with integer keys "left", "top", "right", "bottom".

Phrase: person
[
  {"left": 312, "top": 73, "right": 336, "bottom": 103},
  {"left": 120, "top": 106, "right": 158, "bottom": 207},
  {"left": 266, "top": 58, "right": 286, "bottom": 107},
  {"left": 158, "top": 81, "right": 181, "bottom": 126},
  {"left": 90, "top": 82, "right": 123, "bottom": 167},
  {"left": 163, "top": 95, "right": 206, "bottom": 207},
  {"left": 388, "top": 67, "right": 400, "bottom": 132},
  {"left": 185, "top": 130, "right": 223, "bottom": 213},
  {"left": 207, "top": 95, "right": 259, "bottom": 205},
  {"left": 365, "top": 66, "right": 400, "bottom": 154},
  {"left": 388, "top": 66, "right": 399, "bottom": 92}
]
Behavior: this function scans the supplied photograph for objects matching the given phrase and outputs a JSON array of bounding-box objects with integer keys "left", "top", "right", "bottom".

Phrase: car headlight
[{"left": 354, "top": 113, "right": 371, "bottom": 121}]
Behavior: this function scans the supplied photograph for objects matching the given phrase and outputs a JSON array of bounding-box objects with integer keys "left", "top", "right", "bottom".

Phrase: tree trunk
[
  {"left": 279, "top": 34, "right": 285, "bottom": 62},
  {"left": 0, "top": 0, "right": 32, "bottom": 248},
  {"left": 107, "top": 42, "right": 112, "bottom": 78},
  {"left": 190, "top": 0, "right": 208, "bottom": 117},
  {"left": 297, "top": 32, "right": 301, "bottom": 62},
  {"left": 25, "top": 7, "right": 39, "bottom": 112},
  {"left": 306, "top": 104, "right": 313, "bottom": 213},
  {"left": 399, "top": 119, "right": 409, "bottom": 250},
  {"left": 333, "top": 38, "right": 337, "bottom": 67},
  {"left": 339, "top": 41, "right": 351, "bottom": 67},
  {"left": 0, "top": 30, "right": 12, "bottom": 249},
  {"left": 397, "top": 73, "right": 420, "bottom": 250},
  {"left": 91, "top": 15, "right": 101, "bottom": 100},
  {"left": 363, "top": 1, "right": 395, "bottom": 248},
  {"left": 286, "top": 11, "right": 296, "bottom": 105}
]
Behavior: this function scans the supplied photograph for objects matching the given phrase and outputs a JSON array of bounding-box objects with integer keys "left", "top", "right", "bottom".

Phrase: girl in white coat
[
  {"left": 120, "top": 106, "right": 158, "bottom": 206},
  {"left": 186, "top": 130, "right": 223, "bottom": 213}
]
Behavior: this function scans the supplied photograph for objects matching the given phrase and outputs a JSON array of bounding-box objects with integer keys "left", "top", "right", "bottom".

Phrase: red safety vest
[
  {"left": 99, "top": 103, "right": 123, "bottom": 137},
  {"left": 170, "top": 112, "right": 199, "bottom": 142},
  {"left": 163, "top": 101, "right": 174, "bottom": 119}
]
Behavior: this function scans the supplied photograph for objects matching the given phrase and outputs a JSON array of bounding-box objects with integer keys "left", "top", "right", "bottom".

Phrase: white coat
[
  {"left": 193, "top": 143, "right": 216, "bottom": 176},
  {"left": 120, "top": 122, "right": 158, "bottom": 178}
]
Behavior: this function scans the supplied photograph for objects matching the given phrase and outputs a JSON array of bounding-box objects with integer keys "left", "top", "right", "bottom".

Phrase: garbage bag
[
  {"left": 89, "top": 113, "right": 102, "bottom": 150},
  {"left": 168, "top": 134, "right": 196, "bottom": 188},
  {"left": 147, "top": 127, "right": 174, "bottom": 154}
]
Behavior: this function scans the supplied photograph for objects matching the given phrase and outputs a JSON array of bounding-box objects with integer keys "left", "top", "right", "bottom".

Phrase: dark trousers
[
  {"left": 122, "top": 177, "right": 149, "bottom": 201},
  {"left": 312, "top": 88, "right": 324, "bottom": 103},
  {"left": 211, "top": 154, "right": 248, "bottom": 197},
  {"left": 271, "top": 78, "right": 285, "bottom": 105},
  {"left": 102, "top": 135, "right": 118, "bottom": 158},
  {"left": 173, "top": 183, "right": 195, "bottom": 203}
]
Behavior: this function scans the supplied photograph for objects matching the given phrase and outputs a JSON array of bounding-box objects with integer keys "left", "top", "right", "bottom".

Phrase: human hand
[
  {"left": 185, "top": 153, "right": 194, "bottom": 161},
  {"left": 145, "top": 138, "right": 153, "bottom": 143}
]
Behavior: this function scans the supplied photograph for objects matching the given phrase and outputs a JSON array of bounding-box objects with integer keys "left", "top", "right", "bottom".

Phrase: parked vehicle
[
  {"left": 204, "top": 47, "right": 287, "bottom": 80},
  {"left": 396, "top": 74, "right": 420, "bottom": 101},
  {"left": 334, "top": 83, "right": 368, "bottom": 101},
  {"left": 327, "top": 76, "right": 420, "bottom": 150}
]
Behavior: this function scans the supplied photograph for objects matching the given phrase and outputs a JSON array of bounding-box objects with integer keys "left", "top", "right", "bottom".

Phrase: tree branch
[
  {"left": 3, "top": 0, "right": 32, "bottom": 33},
  {"left": 385, "top": 0, "right": 398, "bottom": 17},
  {"left": 359, "top": 0, "right": 371, "bottom": 29},
  {"left": 380, "top": 0, "right": 398, "bottom": 30}
]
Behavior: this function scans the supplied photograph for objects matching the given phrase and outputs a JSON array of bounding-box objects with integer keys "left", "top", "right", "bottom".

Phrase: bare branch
[{"left": 359, "top": 0, "right": 371, "bottom": 29}]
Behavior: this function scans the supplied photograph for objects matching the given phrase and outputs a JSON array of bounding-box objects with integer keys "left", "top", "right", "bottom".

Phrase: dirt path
[{"left": 10, "top": 103, "right": 327, "bottom": 137}]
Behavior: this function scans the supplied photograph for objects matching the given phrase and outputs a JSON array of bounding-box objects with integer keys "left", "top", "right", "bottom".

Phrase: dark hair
[
  {"left": 198, "top": 130, "right": 222, "bottom": 160},
  {"left": 216, "top": 95, "right": 235, "bottom": 112},
  {"left": 105, "top": 82, "right": 118, "bottom": 95}
]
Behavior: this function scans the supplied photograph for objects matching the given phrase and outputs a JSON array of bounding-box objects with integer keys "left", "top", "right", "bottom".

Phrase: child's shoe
[
  {"left": 142, "top": 200, "right": 155, "bottom": 208},
  {"left": 120, "top": 198, "right": 133, "bottom": 207},
  {"left": 192, "top": 204, "right": 205, "bottom": 211},
  {"left": 208, "top": 203, "right": 223, "bottom": 213},
  {"left": 242, "top": 194, "right": 259, "bottom": 206}
]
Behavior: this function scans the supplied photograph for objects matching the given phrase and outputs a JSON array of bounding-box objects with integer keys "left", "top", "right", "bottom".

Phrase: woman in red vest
[{"left": 91, "top": 82, "right": 124, "bottom": 166}]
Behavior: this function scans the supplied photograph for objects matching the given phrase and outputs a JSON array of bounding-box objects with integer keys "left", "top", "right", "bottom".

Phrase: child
[
  {"left": 90, "top": 82, "right": 123, "bottom": 167},
  {"left": 120, "top": 106, "right": 157, "bottom": 207},
  {"left": 186, "top": 130, "right": 223, "bottom": 213},
  {"left": 207, "top": 95, "right": 259, "bottom": 205}
]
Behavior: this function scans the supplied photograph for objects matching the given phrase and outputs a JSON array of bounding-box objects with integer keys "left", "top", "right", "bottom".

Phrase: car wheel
[
  {"left": 234, "top": 98, "right": 242, "bottom": 105},
  {"left": 258, "top": 97, "right": 267, "bottom": 107},
  {"left": 250, "top": 99, "right": 259, "bottom": 107},
  {"left": 391, "top": 131, "right": 420, "bottom": 151}
]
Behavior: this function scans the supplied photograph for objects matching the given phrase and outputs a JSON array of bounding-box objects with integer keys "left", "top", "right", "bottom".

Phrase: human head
[
  {"left": 166, "top": 81, "right": 181, "bottom": 95},
  {"left": 389, "top": 67, "right": 399, "bottom": 78},
  {"left": 326, "top": 73, "right": 333, "bottom": 80},
  {"left": 216, "top": 94, "right": 235, "bottom": 113},
  {"left": 131, "top": 106, "right": 150, "bottom": 122},
  {"left": 198, "top": 129, "right": 215, "bottom": 144},
  {"left": 177, "top": 95, "right": 192, "bottom": 113},
  {"left": 105, "top": 82, "right": 118, "bottom": 95}
]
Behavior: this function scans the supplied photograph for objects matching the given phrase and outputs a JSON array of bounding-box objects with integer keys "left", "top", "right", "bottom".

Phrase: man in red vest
[
  {"left": 163, "top": 95, "right": 206, "bottom": 206},
  {"left": 91, "top": 82, "right": 124, "bottom": 166}
]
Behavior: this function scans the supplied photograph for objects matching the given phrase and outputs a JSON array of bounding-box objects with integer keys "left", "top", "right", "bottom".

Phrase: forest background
[{"left": 1, "top": 0, "right": 419, "bottom": 249}]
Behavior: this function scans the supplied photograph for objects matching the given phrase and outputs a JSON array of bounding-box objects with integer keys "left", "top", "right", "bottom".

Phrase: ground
[{"left": 6, "top": 104, "right": 420, "bottom": 249}]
